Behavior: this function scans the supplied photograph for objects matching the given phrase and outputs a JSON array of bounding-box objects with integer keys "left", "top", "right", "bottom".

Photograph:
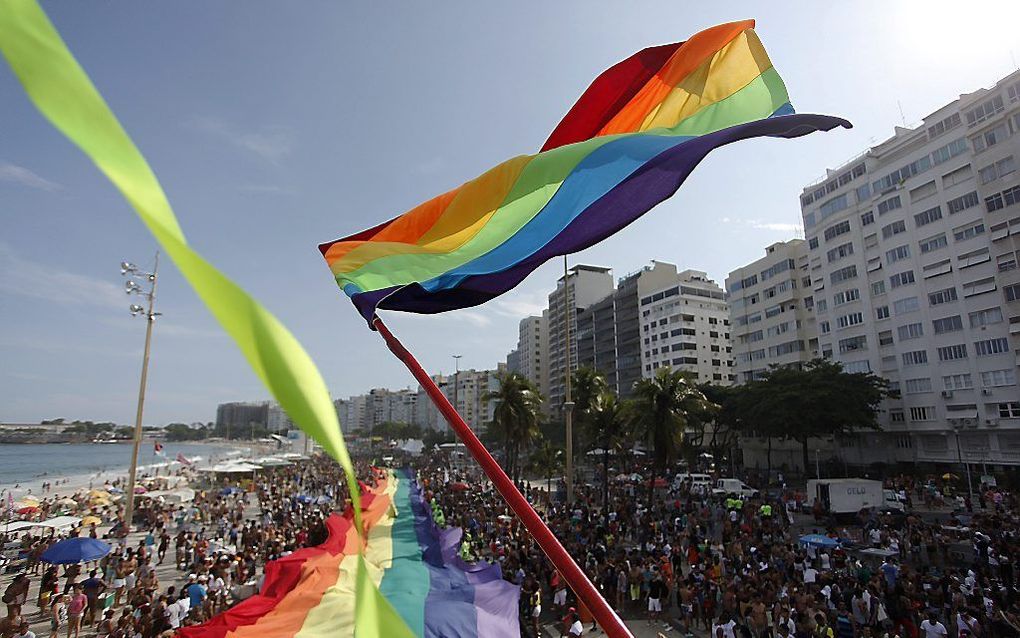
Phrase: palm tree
[
  {"left": 588, "top": 391, "right": 629, "bottom": 525},
  {"left": 483, "top": 371, "right": 543, "bottom": 482},
  {"left": 628, "top": 367, "right": 718, "bottom": 503},
  {"left": 526, "top": 437, "right": 563, "bottom": 495}
]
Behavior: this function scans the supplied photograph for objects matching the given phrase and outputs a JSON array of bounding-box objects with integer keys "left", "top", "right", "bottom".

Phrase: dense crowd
[
  {"left": 414, "top": 452, "right": 1020, "bottom": 638},
  {"left": 4, "top": 450, "right": 1020, "bottom": 638}
]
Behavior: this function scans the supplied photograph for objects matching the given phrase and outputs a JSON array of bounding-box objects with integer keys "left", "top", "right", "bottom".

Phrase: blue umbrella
[
  {"left": 41, "top": 537, "right": 112, "bottom": 564},
  {"left": 799, "top": 534, "right": 839, "bottom": 548}
]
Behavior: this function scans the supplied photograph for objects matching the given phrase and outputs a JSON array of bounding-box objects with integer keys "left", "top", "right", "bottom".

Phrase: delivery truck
[{"left": 805, "top": 478, "right": 884, "bottom": 515}]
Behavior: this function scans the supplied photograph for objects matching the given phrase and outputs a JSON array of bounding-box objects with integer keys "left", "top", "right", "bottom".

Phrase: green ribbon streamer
[{"left": 0, "top": 2, "right": 413, "bottom": 636}]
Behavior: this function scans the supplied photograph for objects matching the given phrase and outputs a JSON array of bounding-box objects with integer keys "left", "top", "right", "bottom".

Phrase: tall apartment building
[
  {"left": 727, "top": 240, "right": 816, "bottom": 383},
  {"left": 516, "top": 313, "right": 549, "bottom": 395},
  {"left": 414, "top": 375, "right": 446, "bottom": 432},
  {"left": 547, "top": 265, "right": 615, "bottom": 413},
  {"left": 575, "top": 261, "right": 694, "bottom": 397},
  {"left": 215, "top": 401, "right": 270, "bottom": 434},
  {"left": 640, "top": 269, "right": 735, "bottom": 384},
  {"left": 441, "top": 367, "right": 502, "bottom": 434},
  {"left": 799, "top": 70, "right": 1020, "bottom": 467}
]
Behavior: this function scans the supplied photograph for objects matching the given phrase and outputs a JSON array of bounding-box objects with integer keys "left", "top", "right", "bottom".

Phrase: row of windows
[{"left": 986, "top": 185, "right": 1020, "bottom": 213}]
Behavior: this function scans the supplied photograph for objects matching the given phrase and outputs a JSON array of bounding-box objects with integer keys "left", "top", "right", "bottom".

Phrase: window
[
  {"left": 928, "top": 112, "right": 961, "bottom": 139},
  {"left": 911, "top": 180, "right": 937, "bottom": 202},
  {"left": 958, "top": 247, "right": 990, "bottom": 268},
  {"left": 819, "top": 320, "right": 830, "bottom": 334},
  {"left": 873, "top": 157, "right": 932, "bottom": 193},
  {"left": 985, "top": 185, "right": 1020, "bottom": 213},
  {"left": 816, "top": 299, "right": 828, "bottom": 312},
  {"left": 833, "top": 288, "right": 860, "bottom": 306},
  {"left": 876, "top": 306, "right": 890, "bottom": 320},
  {"left": 904, "top": 378, "right": 932, "bottom": 394},
  {"left": 979, "top": 156, "right": 1015, "bottom": 184},
  {"left": 964, "top": 95, "right": 1004, "bottom": 126},
  {"left": 953, "top": 221, "right": 985, "bottom": 242},
  {"left": 963, "top": 277, "right": 996, "bottom": 297},
  {"left": 974, "top": 338, "right": 1009, "bottom": 356},
  {"left": 1006, "top": 283, "right": 1020, "bottom": 302},
  {"left": 890, "top": 410, "right": 906, "bottom": 423},
  {"left": 928, "top": 287, "right": 958, "bottom": 306},
  {"left": 937, "top": 344, "right": 967, "bottom": 361},
  {"left": 897, "top": 323, "right": 924, "bottom": 340},
  {"left": 864, "top": 234, "right": 879, "bottom": 250},
  {"left": 997, "top": 402, "right": 1020, "bottom": 418},
  {"left": 838, "top": 335, "right": 867, "bottom": 353},
  {"left": 919, "top": 233, "right": 948, "bottom": 254},
  {"left": 823, "top": 220, "right": 852, "bottom": 242},
  {"left": 878, "top": 196, "right": 902, "bottom": 216},
  {"left": 886, "top": 245, "right": 910, "bottom": 264},
  {"left": 947, "top": 191, "right": 980, "bottom": 214},
  {"left": 808, "top": 237, "right": 819, "bottom": 250},
  {"left": 871, "top": 281, "right": 886, "bottom": 296},
  {"left": 968, "top": 307, "right": 1003, "bottom": 328},
  {"left": 842, "top": 360, "right": 871, "bottom": 374},
  {"left": 982, "top": 369, "right": 1016, "bottom": 387},
  {"left": 827, "top": 242, "right": 855, "bottom": 263},
  {"left": 909, "top": 406, "right": 935, "bottom": 421},
  {"left": 877, "top": 330, "right": 893, "bottom": 346},
  {"left": 943, "top": 373, "right": 973, "bottom": 390},
  {"left": 932, "top": 315, "right": 963, "bottom": 334},
  {"left": 942, "top": 164, "right": 973, "bottom": 188},
  {"left": 914, "top": 206, "right": 942, "bottom": 227},
  {"left": 972, "top": 123, "right": 1009, "bottom": 152},
  {"left": 889, "top": 270, "right": 915, "bottom": 289},
  {"left": 931, "top": 138, "right": 968, "bottom": 165},
  {"left": 861, "top": 211, "right": 875, "bottom": 226},
  {"left": 830, "top": 265, "right": 858, "bottom": 284},
  {"left": 836, "top": 312, "right": 864, "bottom": 329},
  {"left": 882, "top": 220, "right": 907, "bottom": 239},
  {"left": 819, "top": 194, "right": 849, "bottom": 220},
  {"left": 893, "top": 297, "right": 920, "bottom": 314},
  {"left": 902, "top": 350, "right": 928, "bottom": 366}
]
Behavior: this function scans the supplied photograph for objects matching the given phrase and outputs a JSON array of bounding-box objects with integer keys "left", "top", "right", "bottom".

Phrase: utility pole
[
  {"left": 452, "top": 355, "right": 462, "bottom": 434},
  {"left": 563, "top": 256, "right": 574, "bottom": 505},
  {"left": 954, "top": 427, "right": 975, "bottom": 502},
  {"left": 121, "top": 252, "right": 160, "bottom": 531}
]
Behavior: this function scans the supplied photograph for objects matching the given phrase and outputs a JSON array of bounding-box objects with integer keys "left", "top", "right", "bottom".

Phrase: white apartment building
[
  {"left": 547, "top": 265, "right": 615, "bottom": 413},
  {"left": 799, "top": 70, "right": 1020, "bottom": 468},
  {"left": 441, "top": 367, "right": 501, "bottom": 434},
  {"left": 640, "top": 269, "right": 735, "bottom": 384},
  {"left": 727, "top": 240, "right": 816, "bottom": 383},
  {"left": 516, "top": 313, "right": 549, "bottom": 396}
]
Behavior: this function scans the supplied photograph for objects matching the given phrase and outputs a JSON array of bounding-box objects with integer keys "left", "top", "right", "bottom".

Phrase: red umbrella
[
  {"left": 450, "top": 482, "right": 469, "bottom": 492},
  {"left": 16, "top": 506, "right": 39, "bottom": 515}
]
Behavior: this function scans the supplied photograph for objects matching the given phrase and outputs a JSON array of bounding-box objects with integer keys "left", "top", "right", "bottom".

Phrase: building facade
[
  {"left": 640, "top": 269, "right": 735, "bottom": 384},
  {"left": 547, "top": 265, "right": 615, "bottom": 413},
  {"left": 799, "top": 70, "right": 1020, "bottom": 467},
  {"left": 727, "top": 240, "right": 816, "bottom": 383}
]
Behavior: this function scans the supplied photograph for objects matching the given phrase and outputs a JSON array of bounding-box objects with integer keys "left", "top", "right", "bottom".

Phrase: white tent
[{"left": 142, "top": 488, "right": 195, "bottom": 503}]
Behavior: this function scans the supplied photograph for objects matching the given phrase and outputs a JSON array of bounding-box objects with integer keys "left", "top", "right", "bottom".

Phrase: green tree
[
  {"left": 484, "top": 371, "right": 543, "bottom": 482},
  {"left": 629, "top": 368, "right": 717, "bottom": 502},
  {"left": 526, "top": 437, "right": 563, "bottom": 493},
  {"left": 587, "top": 391, "right": 630, "bottom": 523},
  {"left": 698, "top": 384, "right": 749, "bottom": 474}
]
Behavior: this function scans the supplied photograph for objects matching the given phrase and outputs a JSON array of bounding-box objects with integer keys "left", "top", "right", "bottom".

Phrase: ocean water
[{"left": 0, "top": 441, "right": 241, "bottom": 489}]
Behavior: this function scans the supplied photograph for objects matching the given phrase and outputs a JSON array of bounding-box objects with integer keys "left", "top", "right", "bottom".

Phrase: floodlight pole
[
  {"left": 374, "top": 316, "right": 632, "bottom": 638},
  {"left": 124, "top": 251, "right": 159, "bottom": 531},
  {"left": 563, "top": 255, "right": 574, "bottom": 505}
]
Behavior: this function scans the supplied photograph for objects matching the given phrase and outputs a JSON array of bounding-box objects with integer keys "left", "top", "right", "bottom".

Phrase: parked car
[{"left": 711, "top": 478, "right": 760, "bottom": 499}]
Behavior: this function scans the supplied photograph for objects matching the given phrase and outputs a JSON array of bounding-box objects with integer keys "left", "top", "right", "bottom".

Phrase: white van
[
  {"left": 673, "top": 473, "right": 713, "bottom": 495},
  {"left": 712, "top": 478, "right": 760, "bottom": 499}
]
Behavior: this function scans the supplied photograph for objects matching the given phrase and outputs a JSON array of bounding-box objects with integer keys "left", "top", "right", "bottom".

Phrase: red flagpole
[{"left": 373, "top": 316, "right": 632, "bottom": 638}]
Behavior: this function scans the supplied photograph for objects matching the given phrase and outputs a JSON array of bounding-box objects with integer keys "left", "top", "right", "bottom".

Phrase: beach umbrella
[
  {"left": 15, "top": 497, "right": 39, "bottom": 509},
  {"left": 81, "top": 516, "right": 102, "bottom": 527},
  {"left": 942, "top": 473, "right": 960, "bottom": 481},
  {"left": 41, "top": 537, "right": 111, "bottom": 564},
  {"left": 799, "top": 534, "right": 840, "bottom": 548},
  {"left": 16, "top": 506, "right": 39, "bottom": 515},
  {"left": 449, "top": 482, "right": 469, "bottom": 492},
  {"left": 133, "top": 486, "right": 147, "bottom": 494},
  {"left": 88, "top": 489, "right": 110, "bottom": 499},
  {"left": 107, "top": 487, "right": 124, "bottom": 494},
  {"left": 56, "top": 497, "right": 78, "bottom": 507}
]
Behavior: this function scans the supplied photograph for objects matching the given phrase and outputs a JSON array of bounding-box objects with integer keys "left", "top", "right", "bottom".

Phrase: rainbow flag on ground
[
  {"left": 181, "top": 470, "right": 519, "bottom": 638},
  {"left": 320, "top": 20, "right": 850, "bottom": 324}
]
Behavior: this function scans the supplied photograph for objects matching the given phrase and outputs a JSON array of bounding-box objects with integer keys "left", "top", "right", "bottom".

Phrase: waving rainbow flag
[
  {"left": 180, "top": 470, "right": 519, "bottom": 638},
  {"left": 320, "top": 20, "right": 850, "bottom": 323}
]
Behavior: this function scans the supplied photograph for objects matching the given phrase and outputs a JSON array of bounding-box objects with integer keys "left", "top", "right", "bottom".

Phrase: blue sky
[{"left": 2, "top": 1, "right": 1018, "bottom": 425}]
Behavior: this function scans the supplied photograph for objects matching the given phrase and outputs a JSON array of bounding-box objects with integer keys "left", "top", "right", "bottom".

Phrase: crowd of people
[{"left": 4, "top": 449, "right": 1020, "bottom": 638}]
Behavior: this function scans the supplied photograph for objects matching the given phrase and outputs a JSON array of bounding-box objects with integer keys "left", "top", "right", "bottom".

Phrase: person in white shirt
[
  {"left": 920, "top": 612, "right": 948, "bottom": 638},
  {"left": 803, "top": 566, "right": 818, "bottom": 584},
  {"left": 12, "top": 620, "right": 35, "bottom": 638}
]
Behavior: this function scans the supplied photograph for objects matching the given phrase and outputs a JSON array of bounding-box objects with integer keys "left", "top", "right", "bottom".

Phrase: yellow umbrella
[
  {"left": 88, "top": 489, "right": 110, "bottom": 499},
  {"left": 81, "top": 515, "right": 102, "bottom": 526},
  {"left": 942, "top": 473, "right": 960, "bottom": 480}
]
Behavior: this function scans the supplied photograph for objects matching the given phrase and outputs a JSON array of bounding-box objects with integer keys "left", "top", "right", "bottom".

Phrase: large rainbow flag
[
  {"left": 180, "top": 470, "right": 519, "bottom": 638},
  {"left": 319, "top": 20, "right": 850, "bottom": 323}
]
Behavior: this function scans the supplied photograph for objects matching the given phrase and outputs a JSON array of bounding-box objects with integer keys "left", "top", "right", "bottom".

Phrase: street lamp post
[
  {"left": 952, "top": 426, "right": 975, "bottom": 502},
  {"left": 452, "top": 355, "right": 462, "bottom": 434},
  {"left": 563, "top": 256, "right": 574, "bottom": 505},
  {"left": 121, "top": 253, "right": 160, "bottom": 531},
  {"left": 815, "top": 449, "right": 821, "bottom": 479}
]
